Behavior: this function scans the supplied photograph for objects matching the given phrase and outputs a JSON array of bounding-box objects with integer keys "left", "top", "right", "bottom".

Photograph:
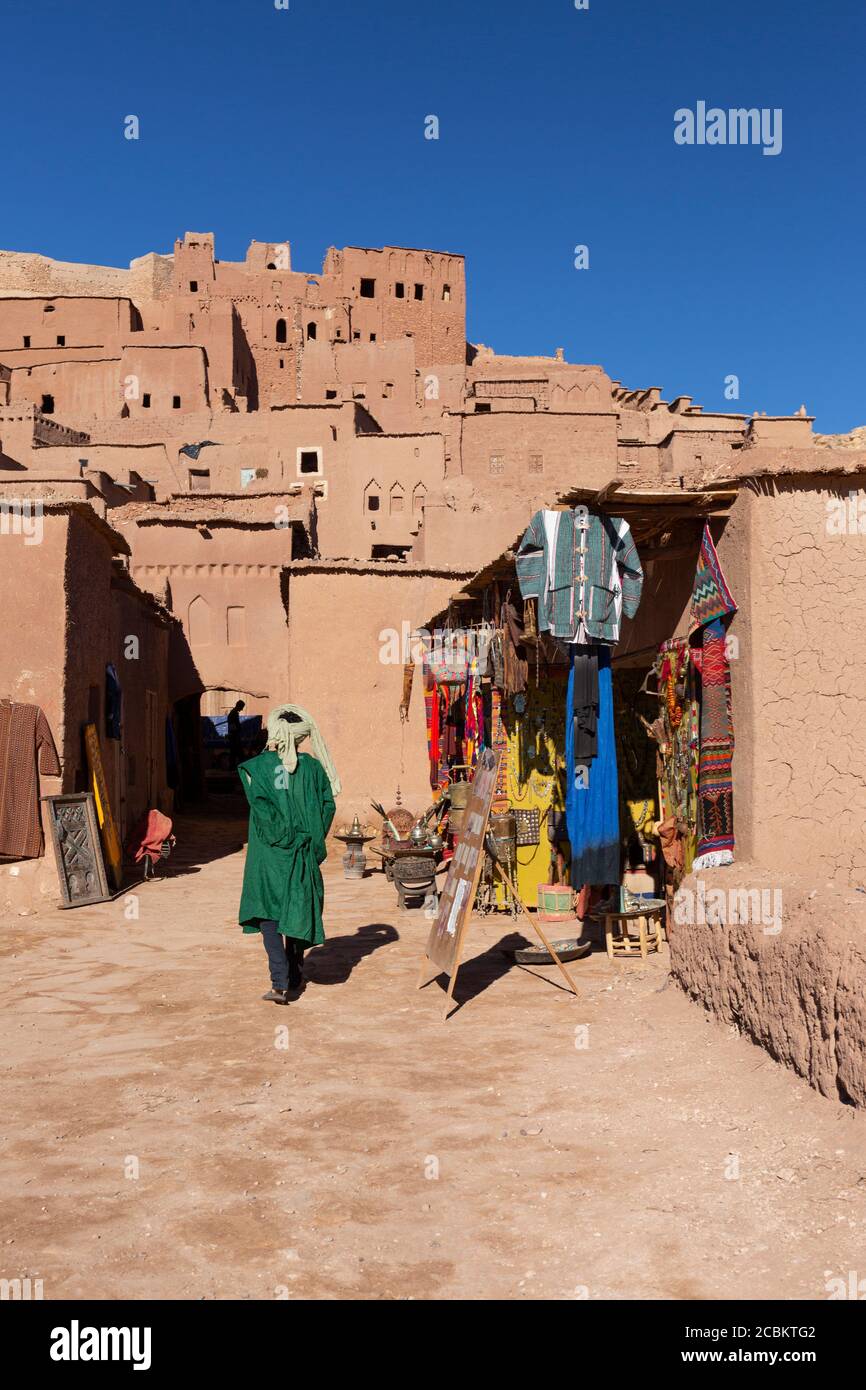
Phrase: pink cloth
[{"left": 126, "top": 809, "right": 174, "bottom": 865}]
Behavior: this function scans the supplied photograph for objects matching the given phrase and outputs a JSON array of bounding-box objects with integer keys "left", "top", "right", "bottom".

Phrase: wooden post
[{"left": 494, "top": 860, "right": 580, "bottom": 998}]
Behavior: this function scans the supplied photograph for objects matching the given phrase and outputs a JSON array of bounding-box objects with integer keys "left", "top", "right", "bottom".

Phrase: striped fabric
[
  {"left": 690, "top": 523, "right": 737, "bottom": 633},
  {"left": 516, "top": 509, "right": 643, "bottom": 643},
  {"left": 693, "top": 619, "right": 735, "bottom": 869}
]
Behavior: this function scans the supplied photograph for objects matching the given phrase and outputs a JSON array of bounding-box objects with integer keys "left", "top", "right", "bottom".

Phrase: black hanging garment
[{"left": 572, "top": 645, "right": 599, "bottom": 762}]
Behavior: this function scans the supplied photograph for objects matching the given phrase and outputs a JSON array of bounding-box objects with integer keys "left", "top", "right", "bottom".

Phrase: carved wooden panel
[{"left": 42, "top": 793, "right": 111, "bottom": 908}]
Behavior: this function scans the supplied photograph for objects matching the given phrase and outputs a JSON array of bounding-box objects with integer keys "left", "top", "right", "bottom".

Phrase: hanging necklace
[{"left": 508, "top": 719, "right": 531, "bottom": 801}]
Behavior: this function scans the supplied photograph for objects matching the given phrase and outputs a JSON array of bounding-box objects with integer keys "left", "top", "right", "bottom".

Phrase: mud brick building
[{"left": 1, "top": 231, "right": 866, "bottom": 1104}]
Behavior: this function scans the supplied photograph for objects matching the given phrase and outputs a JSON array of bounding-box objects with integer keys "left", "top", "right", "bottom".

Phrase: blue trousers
[{"left": 259, "top": 919, "right": 304, "bottom": 989}]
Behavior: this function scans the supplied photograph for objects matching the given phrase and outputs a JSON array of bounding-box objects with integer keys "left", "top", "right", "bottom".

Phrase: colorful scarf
[{"left": 690, "top": 523, "right": 737, "bottom": 634}]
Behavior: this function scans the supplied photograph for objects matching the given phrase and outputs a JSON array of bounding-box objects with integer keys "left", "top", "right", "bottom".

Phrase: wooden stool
[{"left": 597, "top": 905, "right": 665, "bottom": 960}]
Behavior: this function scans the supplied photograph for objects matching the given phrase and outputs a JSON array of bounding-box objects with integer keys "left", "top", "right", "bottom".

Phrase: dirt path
[{"left": 2, "top": 810, "right": 865, "bottom": 1301}]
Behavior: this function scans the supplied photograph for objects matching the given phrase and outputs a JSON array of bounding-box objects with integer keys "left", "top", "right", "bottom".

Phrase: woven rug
[{"left": 693, "top": 617, "right": 735, "bottom": 868}]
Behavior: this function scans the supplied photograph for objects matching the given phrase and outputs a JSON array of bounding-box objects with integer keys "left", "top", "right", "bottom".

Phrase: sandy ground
[{"left": 2, "top": 805, "right": 866, "bottom": 1302}]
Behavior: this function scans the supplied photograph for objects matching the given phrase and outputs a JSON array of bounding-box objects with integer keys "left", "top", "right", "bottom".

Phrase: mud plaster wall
[
  {"left": 0, "top": 513, "right": 67, "bottom": 913},
  {"left": 733, "top": 477, "right": 866, "bottom": 884},
  {"left": 285, "top": 568, "right": 470, "bottom": 825},
  {"left": 63, "top": 514, "right": 171, "bottom": 839},
  {"left": 671, "top": 478, "right": 866, "bottom": 1106},
  {"left": 109, "top": 588, "right": 171, "bottom": 833},
  {"left": 669, "top": 871, "right": 866, "bottom": 1107}
]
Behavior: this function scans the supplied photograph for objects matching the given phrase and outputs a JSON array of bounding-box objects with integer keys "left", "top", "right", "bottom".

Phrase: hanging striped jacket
[{"left": 515, "top": 509, "right": 643, "bottom": 644}]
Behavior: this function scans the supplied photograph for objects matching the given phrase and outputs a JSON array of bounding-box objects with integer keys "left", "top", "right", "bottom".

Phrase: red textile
[
  {"left": 126, "top": 809, "right": 174, "bottom": 865},
  {"left": 424, "top": 671, "right": 440, "bottom": 790}
]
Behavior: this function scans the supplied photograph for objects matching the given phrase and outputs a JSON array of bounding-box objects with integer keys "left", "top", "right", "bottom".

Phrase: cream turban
[{"left": 265, "top": 704, "right": 341, "bottom": 797}]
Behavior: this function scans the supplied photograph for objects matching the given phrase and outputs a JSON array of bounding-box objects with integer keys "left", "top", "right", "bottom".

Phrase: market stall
[{"left": 409, "top": 484, "right": 739, "bottom": 937}]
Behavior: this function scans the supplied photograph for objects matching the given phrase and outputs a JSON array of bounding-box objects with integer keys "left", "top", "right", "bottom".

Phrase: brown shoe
[{"left": 262, "top": 987, "right": 289, "bottom": 1005}]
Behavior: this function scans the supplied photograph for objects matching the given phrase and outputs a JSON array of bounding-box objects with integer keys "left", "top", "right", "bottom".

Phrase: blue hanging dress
[{"left": 565, "top": 646, "right": 621, "bottom": 887}]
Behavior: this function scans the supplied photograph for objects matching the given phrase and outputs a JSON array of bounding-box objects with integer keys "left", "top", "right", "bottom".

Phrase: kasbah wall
[{"left": 3, "top": 231, "right": 866, "bottom": 1102}]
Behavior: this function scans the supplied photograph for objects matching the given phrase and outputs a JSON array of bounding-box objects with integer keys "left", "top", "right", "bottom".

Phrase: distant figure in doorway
[
  {"left": 237, "top": 704, "right": 340, "bottom": 1004},
  {"left": 227, "top": 699, "right": 245, "bottom": 767}
]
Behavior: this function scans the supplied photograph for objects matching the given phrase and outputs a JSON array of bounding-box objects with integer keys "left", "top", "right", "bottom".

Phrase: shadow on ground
[{"left": 304, "top": 923, "right": 399, "bottom": 985}]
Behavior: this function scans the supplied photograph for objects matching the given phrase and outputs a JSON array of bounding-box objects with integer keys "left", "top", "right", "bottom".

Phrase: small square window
[
  {"left": 172, "top": 396, "right": 181, "bottom": 409},
  {"left": 475, "top": 402, "right": 491, "bottom": 413},
  {"left": 394, "top": 282, "right": 405, "bottom": 298},
  {"left": 142, "top": 393, "right": 151, "bottom": 408},
  {"left": 369, "top": 333, "right": 376, "bottom": 342},
  {"left": 23, "top": 336, "right": 30, "bottom": 348},
  {"left": 189, "top": 280, "right": 198, "bottom": 292},
  {"left": 299, "top": 449, "right": 320, "bottom": 475},
  {"left": 414, "top": 283, "right": 424, "bottom": 301},
  {"left": 57, "top": 335, "right": 66, "bottom": 347},
  {"left": 325, "top": 388, "right": 337, "bottom": 400},
  {"left": 489, "top": 455, "right": 505, "bottom": 475},
  {"left": 367, "top": 494, "right": 380, "bottom": 512},
  {"left": 352, "top": 331, "right": 361, "bottom": 341},
  {"left": 360, "top": 277, "right": 376, "bottom": 298},
  {"left": 189, "top": 468, "right": 210, "bottom": 491},
  {"left": 528, "top": 454, "right": 544, "bottom": 475},
  {"left": 352, "top": 383, "right": 366, "bottom": 399}
]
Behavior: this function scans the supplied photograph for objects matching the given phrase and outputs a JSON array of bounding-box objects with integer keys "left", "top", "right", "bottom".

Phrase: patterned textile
[
  {"left": 566, "top": 646, "right": 620, "bottom": 887},
  {"left": 651, "top": 639, "right": 700, "bottom": 874},
  {"left": 464, "top": 677, "right": 484, "bottom": 768},
  {"left": 423, "top": 669, "right": 440, "bottom": 791},
  {"left": 516, "top": 509, "right": 643, "bottom": 644},
  {"left": 690, "top": 523, "right": 737, "bottom": 634},
  {"left": 693, "top": 618, "right": 735, "bottom": 868},
  {"left": 0, "top": 701, "right": 61, "bottom": 859}
]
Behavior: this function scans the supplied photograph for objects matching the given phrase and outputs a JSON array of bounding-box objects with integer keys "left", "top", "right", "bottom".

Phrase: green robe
[{"left": 238, "top": 749, "right": 336, "bottom": 944}]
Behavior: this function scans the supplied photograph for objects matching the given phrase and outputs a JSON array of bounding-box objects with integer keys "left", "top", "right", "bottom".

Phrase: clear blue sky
[{"left": 4, "top": 0, "right": 864, "bottom": 430}]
